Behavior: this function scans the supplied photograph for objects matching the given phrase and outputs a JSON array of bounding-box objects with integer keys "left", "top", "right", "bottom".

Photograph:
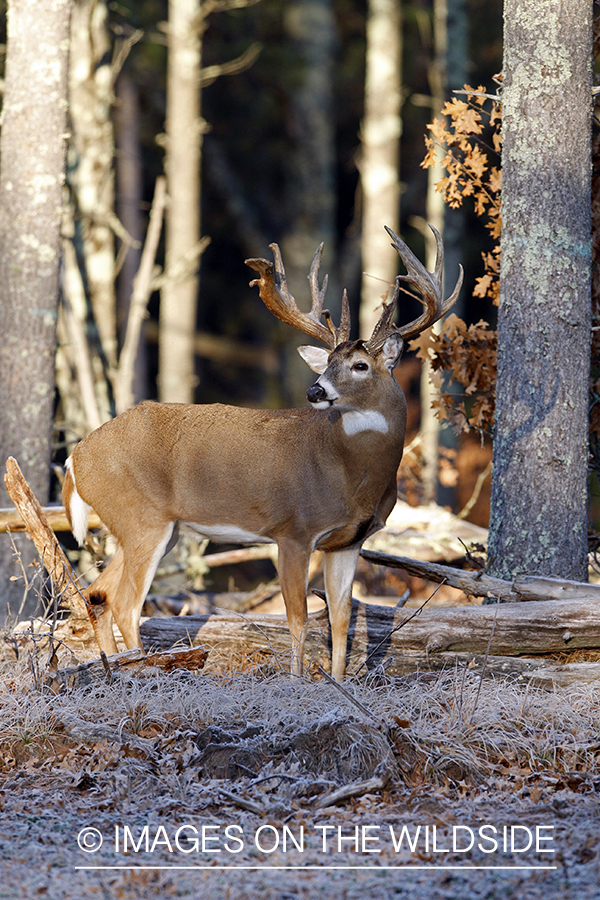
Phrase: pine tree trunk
[
  {"left": 0, "top": 0, "right": 72, "bottom": 612},
  {"left": 488, "top": 0, "right": 592, "bottom": 580}
]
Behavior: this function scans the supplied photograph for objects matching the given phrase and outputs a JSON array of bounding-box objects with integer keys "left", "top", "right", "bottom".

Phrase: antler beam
[
  {"left": 246, "top": 243, "right": 351, "bottom": 350},
  {"left": 365, "top": 225, "right": 463, "bottom": 355}
]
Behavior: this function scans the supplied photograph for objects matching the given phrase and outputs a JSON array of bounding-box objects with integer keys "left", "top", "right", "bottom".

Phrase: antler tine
[
  {"left": 363, "top": 225, "right": 463, "bottom": 355},
  {"left": 246, "top": 243, "right": 351, "bottom": 350},
  {"left": 308, "top": 243, "right": 352, "bottom": 346}
]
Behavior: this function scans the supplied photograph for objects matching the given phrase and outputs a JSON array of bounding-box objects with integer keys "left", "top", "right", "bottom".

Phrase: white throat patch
[{"left": 341, "top": 410, "right": 389, "bottom": 436}]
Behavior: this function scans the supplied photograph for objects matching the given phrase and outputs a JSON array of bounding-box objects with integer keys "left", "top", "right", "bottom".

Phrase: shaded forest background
[{"left": 28, "top": 0, "right": 502, "bottom": 521}]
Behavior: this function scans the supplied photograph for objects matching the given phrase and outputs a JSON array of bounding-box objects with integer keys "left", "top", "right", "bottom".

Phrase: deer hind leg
[
  {"left": 108, "top": 522, "right": 176, "bottom": 651},
  {"left": 276, "top": 540, "right": 311, "bottom": 676},
  {"left": 84, "top": 546, "right": 124, "bottom": 655},
  {"left": 86, "top": 522, "right": 175, "bottom": 655},
  {"left": 323, "top": 544, "right": 361, "bottom": 681}
]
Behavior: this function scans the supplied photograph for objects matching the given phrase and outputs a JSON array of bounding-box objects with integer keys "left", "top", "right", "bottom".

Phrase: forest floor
[{"left": 0, "top": 656, "right": 598, "bottom": 900}]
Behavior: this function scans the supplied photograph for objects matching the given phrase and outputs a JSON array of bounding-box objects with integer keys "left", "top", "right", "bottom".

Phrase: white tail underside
[{"left": 65, "top": 457, "right": 92, "bottom": 546}]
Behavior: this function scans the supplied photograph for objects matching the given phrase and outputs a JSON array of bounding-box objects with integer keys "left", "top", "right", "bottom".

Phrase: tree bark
[
  {"left": 0, "top": 0, "right": 73, "bottom": 614},
  {"left": 359, "top": 0, "right": 402, "bottom": 340},
  {"left": 159, "top": 0, "right": 202, "bottom": 404},
  {"left": 488, "top": 0, "right": 593, "bottom": 580}
]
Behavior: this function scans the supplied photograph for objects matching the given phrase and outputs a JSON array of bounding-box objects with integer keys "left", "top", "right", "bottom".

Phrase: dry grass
[
  {"left": 0, "top": 657, "right": 598, "bottom": 794},
  {"left": 0, "top": 658, "right": 598, "bottom": 898}
]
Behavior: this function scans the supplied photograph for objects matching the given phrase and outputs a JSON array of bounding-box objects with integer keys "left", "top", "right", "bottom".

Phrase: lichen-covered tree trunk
[
  {"left": 487, "top": 0, "right": 592, "bottom": 580},
  {"left": 0, "top": 0, "right": 72, "bottom": 611}
]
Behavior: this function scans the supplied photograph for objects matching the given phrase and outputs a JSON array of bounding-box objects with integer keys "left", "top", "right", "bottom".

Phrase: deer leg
[
  {"left": 323, "top": 544, "right": 361, "bottom": 681},
  {"left": 108, "top": 522, "right": 176, "bottom": 650},
  {"left": 84, "top": 547, "right": 124, "bottom": 655},
  {"left": 276, "top": 540, "right": 311, "bottom": 676}
]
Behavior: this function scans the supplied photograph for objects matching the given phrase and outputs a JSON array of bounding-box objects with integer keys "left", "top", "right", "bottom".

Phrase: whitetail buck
[{"left": 63, "top": 225, "right": 462, "bottom": 679}]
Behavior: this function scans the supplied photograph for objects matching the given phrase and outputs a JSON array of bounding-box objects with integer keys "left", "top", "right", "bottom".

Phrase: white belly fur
[{"left": 184, "top": 522, "right": 273, "bottom": 545}]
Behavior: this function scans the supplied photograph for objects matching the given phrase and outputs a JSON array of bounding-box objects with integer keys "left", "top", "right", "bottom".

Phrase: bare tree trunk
[
  {"left": 0, "top": 0, "right": 73, "bottom": 614},
  {"left": 115, "top": 71, "right": 147, "bottom": 403},
  {"left": 66, "top": 0, "right": 117, "bottom": 420},
  {"left": 419, "top": 0, "right": 447, "bottom": 505},
  {"left": 280, "top": 0, "right": 338, "bottom": 406},
  {"left": 159, "top": 0, "right": 202, "bottom": 404},
  {"left": 358, "top": 0, "right": 402, "bottom": 340},
  {"left": 419, "top": 0, "right": 468, "bottom": 509},
  {"left": 488, "top": 0, "right": 592, "bottom": 580}
]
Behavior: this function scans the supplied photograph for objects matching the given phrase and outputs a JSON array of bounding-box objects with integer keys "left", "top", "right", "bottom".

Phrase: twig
[
  {"left": 311, "top": 774, "right": 389, "bottom": 810},
  {"left": 316, "top": 666, "right": 383, "bottom": 726},
  {"left": 452, "top": 88, "right": 501, "bottom": 101},
  {"left": 219, "top": 788, "right": 265, "bottom": 815},
  {"left": 469, "top": 599, "right": 499, "bottom": 723},
  {"left": 100, "top": 650, "right": 114, "bottom": 684},
  {"left": 199, "top": 42, "right": 261, "bottom": 87},
  {"left": 457, "top": 458, "right": 492, "bottom": 520},
  {"left": 60, "top": 251, "right": 103, "bottom": 432},
  {"left": 352, "top": 582, "right": 444, "bottom": 678},
  {"left": 114, "top": 176, "right": 167, "bottom": 413}
]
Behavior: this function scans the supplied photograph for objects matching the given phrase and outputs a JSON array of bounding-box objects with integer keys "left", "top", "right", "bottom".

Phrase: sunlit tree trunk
[
  {"left": 487, "top": 0, "right": 592, "bottom": 581},
  {"left": 159, "top": 0, "right": 202, "bottom": 404},
  {"left": 66, "top": 0, "right": 116, "bottom": 419},
  {"left": 420, "top": 0, "right": 468, "bottom": 508},
  {"left": 0, "top": 0, "right": 72, "bottom": 614},
  {"left": 359, "top": 0, "right": 402, "bottom": 340},
  {"left": 419, "top": 0, "right": 447, "bottom": 505}
]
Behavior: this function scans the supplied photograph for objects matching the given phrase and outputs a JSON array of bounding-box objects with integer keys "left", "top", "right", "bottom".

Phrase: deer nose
[{"left": 307, "top": 382, "right": 328, "bottom": 404}]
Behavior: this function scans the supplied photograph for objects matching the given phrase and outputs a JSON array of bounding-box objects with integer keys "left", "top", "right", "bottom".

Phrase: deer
[{"left": 63, "top": 225, "right": 462, "bottom": 680}]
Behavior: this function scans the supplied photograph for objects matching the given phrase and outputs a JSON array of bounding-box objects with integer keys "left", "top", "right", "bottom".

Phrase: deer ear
[
  {"left": 380, "top": 333, "right": 404, "bottom": 371},
  {"left": 297, "top": 345, "right": 330, "bottom": 374}
]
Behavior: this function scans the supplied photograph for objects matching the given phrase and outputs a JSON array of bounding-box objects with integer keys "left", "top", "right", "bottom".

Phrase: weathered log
[
  {"left": 361, "top": 549, "right": 600, "bottom": 603},
  {"left": 138, "top": 594, "right": 600, "bottom": 674}
]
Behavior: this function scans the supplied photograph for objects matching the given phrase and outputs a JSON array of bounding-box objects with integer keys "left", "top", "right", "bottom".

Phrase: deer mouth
[{"left": 306, "top": 377, "right": 339, "bottom": 408}]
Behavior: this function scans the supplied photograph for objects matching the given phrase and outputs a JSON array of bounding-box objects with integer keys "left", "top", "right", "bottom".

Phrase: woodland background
[{"left": 0, "top": 0, "right": 503, "bottom": 611}]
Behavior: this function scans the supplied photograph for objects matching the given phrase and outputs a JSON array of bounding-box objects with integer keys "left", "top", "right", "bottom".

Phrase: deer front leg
[
  {"left": 276, "top": 539, "right": 311, "bottom": 676},
  {"left": 323, "top": 544, "right": 361, "bottom": 681}
]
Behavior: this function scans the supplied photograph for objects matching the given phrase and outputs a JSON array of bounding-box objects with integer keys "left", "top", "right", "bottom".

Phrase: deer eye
[{"left": 352, "top": 362, "right": 369, "bottom": 372}]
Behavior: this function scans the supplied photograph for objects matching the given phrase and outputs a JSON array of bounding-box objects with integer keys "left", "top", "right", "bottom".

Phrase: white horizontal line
[{"left": 76, "top": 864, "right": 558, "bottom": 872}]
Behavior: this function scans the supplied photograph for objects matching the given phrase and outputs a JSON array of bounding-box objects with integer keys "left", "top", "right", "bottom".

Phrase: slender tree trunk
[
  {"left": 67, "top": 0, "right": 116, "bottom": 413},
  {"left": 280, "top": 0, "right": 338, "bottom": 406},
  {"left": 419, "top": 0, "right": 447, "bottom": 505},
  {"left": 115, "top": 71, "right": 147, "bottom": 404},
  {"left": 159, "top": 0, "right": 202, "bottom": 404},
  {"left": 359, "top": 0, "right": 402, "bottom": 340},
  {"left": 0, "top": 0, "right": 72, "bottom": 613},
  {"left": 488, "top": 0, "right": 592, "bottom": 580}
]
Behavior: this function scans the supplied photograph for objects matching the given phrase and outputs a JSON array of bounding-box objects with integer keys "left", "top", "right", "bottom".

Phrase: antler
[
  {"left": 364, "top": 224, "right": 463, "bottom": 355},
  {"left": 246, "top": 243, "right": 351, "bottom": 350}
]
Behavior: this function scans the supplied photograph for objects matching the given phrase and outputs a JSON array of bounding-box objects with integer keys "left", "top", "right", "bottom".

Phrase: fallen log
[
  {"left": 361, "top": 549, "right": 600, "bottom": 603},
  {"left": 51, "top": 645, "right": 208, "bottom": 689},
  {"left": 0, "top": 504, "right": 102, "bottom": 534},
  {"left": 138, "top": 593, "right": 600, "bottom": 674}
]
